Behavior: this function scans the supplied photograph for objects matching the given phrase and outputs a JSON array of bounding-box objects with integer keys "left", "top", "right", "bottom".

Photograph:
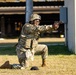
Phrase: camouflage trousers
[
  {"left": 16, "top": 44, "right": 48, "bottom": 68},
  {"left": 34, "top": 44, "right": 48, "bottom": 59}
]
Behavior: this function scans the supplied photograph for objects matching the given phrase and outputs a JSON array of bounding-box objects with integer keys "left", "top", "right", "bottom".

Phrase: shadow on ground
[
  {"left": 0, "top": 45, "right": 73, "bottom": 55},
  {"left": 48, "top": 45, "right": 73, "bottom": 55},
  {"left": 0, "top": 47, "right": 16, "bottom": 55}
]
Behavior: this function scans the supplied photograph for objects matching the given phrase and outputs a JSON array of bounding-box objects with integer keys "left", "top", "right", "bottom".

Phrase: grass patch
[
  {"left": 0, "top": 45, "right": 76, "bottom": 75},
  {"left": 0, "top": 47, "right": 16, "bottom": 55},
  {"left": 48, "top": 45, "right": 73, "bottom": 55},
  {"left": 0, "top": 45, "right": 73, "bottom": 55}
]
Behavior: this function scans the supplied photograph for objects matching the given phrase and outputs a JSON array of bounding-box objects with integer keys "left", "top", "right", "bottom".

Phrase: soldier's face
[
  {"left": 53, "top": 23, "right": 59, "bottom": 29},
  {"left": 33, "top": 19, "right": 40, "bottom": 26}
]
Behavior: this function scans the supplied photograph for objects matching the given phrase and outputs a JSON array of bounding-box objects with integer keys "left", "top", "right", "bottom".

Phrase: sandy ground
[{"left": 0, "top": 38, "right": 65, "bottom": 44}]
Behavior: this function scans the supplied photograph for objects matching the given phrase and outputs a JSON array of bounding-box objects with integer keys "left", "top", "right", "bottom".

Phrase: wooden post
[{"left": 1, "top": 16, "right": 5, "bottom": 37}]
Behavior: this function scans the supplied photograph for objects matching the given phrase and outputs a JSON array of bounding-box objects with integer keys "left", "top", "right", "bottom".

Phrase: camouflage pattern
[
  {"left": 12, "top": 64, "right": 21, "bottom": 69},
  {"left": 16, "top": 23, "right": 53, "bottom": 68},
  {"left": 30, "top": 14, "right": 41, "bottom": 21}
]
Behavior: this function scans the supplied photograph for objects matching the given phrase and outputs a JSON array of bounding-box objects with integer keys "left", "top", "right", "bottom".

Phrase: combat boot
[
  {"left": 19, "top": 60, "right": 29, "bottom": 69},
  {"left": 41, "top": 59, "right": 46, "bottom": 67},
  {"left": 0, "top": 61, "right": 12, "bottom": 69}
]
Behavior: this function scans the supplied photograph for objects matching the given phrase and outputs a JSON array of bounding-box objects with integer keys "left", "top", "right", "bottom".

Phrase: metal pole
[
  {"left": 26, "top": 0, "right": 33, "bottom": 23},
  {"left": 64, "top": 23, "right": 68, "bottom": 46}
]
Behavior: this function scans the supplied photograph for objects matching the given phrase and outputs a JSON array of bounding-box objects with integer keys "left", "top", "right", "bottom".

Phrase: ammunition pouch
[{"left": 24, "top": 39, "right": 38, "bottom": 49}]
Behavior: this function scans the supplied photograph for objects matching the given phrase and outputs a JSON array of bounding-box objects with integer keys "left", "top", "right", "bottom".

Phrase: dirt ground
[{"left": 0, "top": 38, "right": 65, "bottom": 44}]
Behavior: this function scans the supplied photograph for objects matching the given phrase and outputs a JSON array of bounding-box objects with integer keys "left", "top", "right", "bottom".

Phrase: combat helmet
[{"left": 30, "top": 14, "right": 41, "bottom": 21}]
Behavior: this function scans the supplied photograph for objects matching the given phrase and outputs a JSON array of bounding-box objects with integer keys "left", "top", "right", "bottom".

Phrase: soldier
[{"left": 16, "top": 14, "right": 59, "bottom": 69}]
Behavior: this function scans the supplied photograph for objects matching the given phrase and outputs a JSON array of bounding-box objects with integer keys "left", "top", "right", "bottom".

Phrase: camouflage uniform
[
  {"left": 16, "top": 14, "right": 54, "bottom": 68},
  {"left": 16, "top": 23, "right": 53, "bottom": 67}
]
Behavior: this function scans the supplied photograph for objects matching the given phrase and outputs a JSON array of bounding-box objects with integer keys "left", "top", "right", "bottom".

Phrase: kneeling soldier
[{"left": 16, "top": 14, "right": 59, "bottom": 69}]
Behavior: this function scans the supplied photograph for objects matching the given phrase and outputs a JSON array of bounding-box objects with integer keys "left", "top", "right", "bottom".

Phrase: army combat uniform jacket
[{"left": 16, "top": 23, "right": 53, "bottom": 66}]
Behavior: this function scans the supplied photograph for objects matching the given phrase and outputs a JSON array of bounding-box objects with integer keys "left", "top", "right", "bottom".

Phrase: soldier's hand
[
  {"left": 21, "top": 35, "right": 26, "bottom": 38},
  {"left": 46, "top": 25, "right": 52, "bottom": 30}
]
